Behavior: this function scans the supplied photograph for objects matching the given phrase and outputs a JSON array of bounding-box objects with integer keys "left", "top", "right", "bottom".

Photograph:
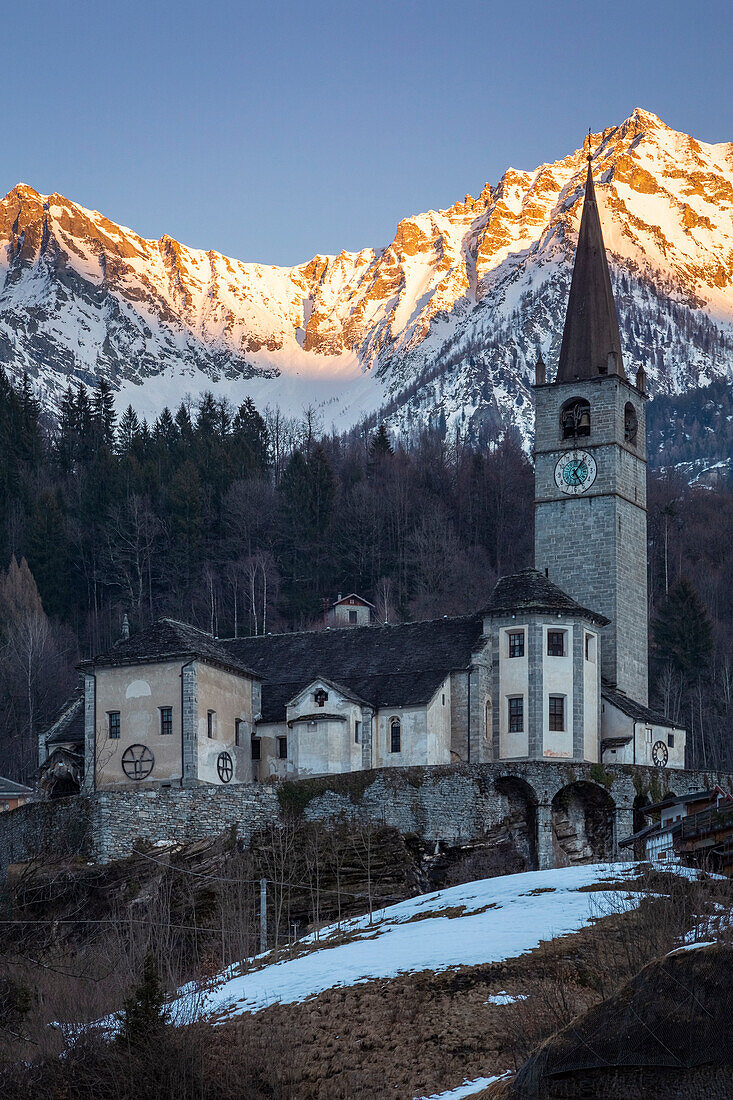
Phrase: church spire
[{"left": 555, "top": 154, "right": 625, "bottom": 383}]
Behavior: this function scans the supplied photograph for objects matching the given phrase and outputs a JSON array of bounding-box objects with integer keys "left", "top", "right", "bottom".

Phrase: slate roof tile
[
  {"left": 224, "top": 615, "right": 485, "bottom": 723},
  {"left": 80, "top": 618, "right": 258, "bottom": 679},
  {"left": 601, "top": 682, "right": 686, "bottom": 730},
  {"left": 482, "top": 569, "right": 609, "bottom": 625}
]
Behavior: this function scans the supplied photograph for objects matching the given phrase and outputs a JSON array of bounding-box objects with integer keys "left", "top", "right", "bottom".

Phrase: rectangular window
[
  {"left": 508, "top": 631, "right": 525, "bottom": 658},
  {"left": 235, "top": 719, "right": 243, "bottom": 747},
  {"left": 547, "top": 631, "right": 566, "bottom": 657},
  {"left": 108, "top": 711, "right": 121, "bottom": 739},
  {"left": 251, "top": 736, "right": 261, "bottom": 761},
  {"left": 354, "top": 720, "right": 361, "bottom": 744},
  {"left": 549, "top": 696, "right": 565, "bottom": 732},
  {"left": 585, "top": 634, "right": 595, "bottom": 662},
  {"left": 508, "top": 697, "right": 524, "bottom": 733},
  {"left": 668, "top": 733, "right": 675, "bottom": 748},
  {"left": 207, "top": 710, "right": 215, "bottom": 739},
  {"left": 159, "top": 707, "right": 173, "bottom": 736},
  {"left": 277, "top": 736, "right": 288, "bottom": 760}
]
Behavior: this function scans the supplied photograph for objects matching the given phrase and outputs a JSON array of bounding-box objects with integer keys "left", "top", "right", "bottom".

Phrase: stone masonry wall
[{"left": 1, "top": 761, "right": 731, "bottom": 876}]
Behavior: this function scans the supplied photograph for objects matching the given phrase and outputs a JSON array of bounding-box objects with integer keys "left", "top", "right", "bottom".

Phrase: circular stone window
[
  {"left": 217, "top": 751, "right": 233, "bottom": 784},
  {"left": 121, "top": 744, "right": 155, "bottom": 781}
]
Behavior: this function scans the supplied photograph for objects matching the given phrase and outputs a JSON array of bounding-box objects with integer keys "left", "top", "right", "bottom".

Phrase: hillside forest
[{"left": 0, "top": 371, "right": 731, "bottom": 781}]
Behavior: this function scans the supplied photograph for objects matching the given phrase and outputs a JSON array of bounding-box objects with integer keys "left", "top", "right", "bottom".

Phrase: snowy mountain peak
[{"left": 0, "top": 109, "right": 731, "bottom": 441}]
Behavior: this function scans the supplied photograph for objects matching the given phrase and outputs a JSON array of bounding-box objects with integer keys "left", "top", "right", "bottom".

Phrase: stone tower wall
[{"left": 534, "top": 375, "right": 648, "bottom": 703}]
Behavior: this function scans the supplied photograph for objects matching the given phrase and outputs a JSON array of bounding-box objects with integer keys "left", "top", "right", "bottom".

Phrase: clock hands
[{"left": 563, "top": 458, "right": 587, "bottom": 486}]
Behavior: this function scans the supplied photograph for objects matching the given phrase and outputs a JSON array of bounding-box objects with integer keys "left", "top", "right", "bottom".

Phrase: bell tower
[{"left": 534, "top": 155, "right": 649, "bottom": 704}]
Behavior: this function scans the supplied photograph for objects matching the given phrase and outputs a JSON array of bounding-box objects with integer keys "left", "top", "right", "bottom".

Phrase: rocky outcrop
[{"left": 496, "top": 942, "right": 733, "bottom": 1099}]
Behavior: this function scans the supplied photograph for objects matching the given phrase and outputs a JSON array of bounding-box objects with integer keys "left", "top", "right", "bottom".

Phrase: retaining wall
[{"left": 1, "top": 761, "right": 730, "bottom": 875}]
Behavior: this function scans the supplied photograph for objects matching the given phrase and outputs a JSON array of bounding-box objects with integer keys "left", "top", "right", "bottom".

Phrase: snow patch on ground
[
  {"left": 417, "top": 1072, "right": 510, "bottom": 1099},
  {"left": 484, "top": 992, "right": 528, "bottom": 1006},
  {"left": 668, "top": 940, "right": 718, "bottom": 955},
  {"left": 171, "top": 863, "right": 645, "bottom": 1023}
]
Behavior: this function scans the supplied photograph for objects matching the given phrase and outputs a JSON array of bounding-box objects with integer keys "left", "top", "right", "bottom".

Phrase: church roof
[
  {"left": 482, "top": 569, "right": 609, "bottom": 626},
  {"left": 80, "top": 618, "right": 259, "bottom": 680},
  {"left": 556, "top": 158, "right": 625, "bottom": 383},
  {"left": 601, "top": 682, "right": 687, "bottom": 730},
  {"left": 46, "top": 687, "right": 85, "bottom": 747},
  {"left": 223, "top": 615, "right": 486, "bottom": 723}
]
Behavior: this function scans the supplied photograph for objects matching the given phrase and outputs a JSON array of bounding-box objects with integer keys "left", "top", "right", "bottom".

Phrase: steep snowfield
[
  {"left": 171, "top": 862, "right": 648, "bottom": 1023},
  {"left": 1, "top": 108, "right": 732, "bottom": 438}
]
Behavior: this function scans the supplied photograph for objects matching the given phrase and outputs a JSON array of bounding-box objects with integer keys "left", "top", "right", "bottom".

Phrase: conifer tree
[
  {"left": 653, "top": 577, "right": 713, "bottom": 678},
  {"left": 92, "top": 378, "right": 117, "bottom": 451},
  {"left": 117, "top": 952, "right": 168, "bottom": 1047},
  {"left": 118, "top": 405, "right": 141, "bottom": 456},
  {"left": 55, "top": 384, "right": 78, "bottom": 473},
  {"left": 154, "top": 406, "right": 178, "bottom": 448},
  {"left": 233, "top": 397, "right": 270, "bottom": 475},
  {"left": 370, "top": 423, "right": 394, "bottom": 459}
]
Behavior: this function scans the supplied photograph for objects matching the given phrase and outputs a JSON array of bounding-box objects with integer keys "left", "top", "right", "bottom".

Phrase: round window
[
  {"left": 217, "top": 751, "right": 233, "bottom": 783},
  {"left": 121, "top": 744, "right": 155, "bottom": 781}
]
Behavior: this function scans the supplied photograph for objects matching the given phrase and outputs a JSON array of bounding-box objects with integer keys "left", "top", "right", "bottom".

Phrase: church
[{"left": 38, "top": 159, "right": 685, "bottom": 795}]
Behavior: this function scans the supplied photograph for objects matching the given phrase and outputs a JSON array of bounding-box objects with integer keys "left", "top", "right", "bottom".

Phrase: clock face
[
  {"left": 554, "top": 450, "right": 597, "bottom": 495},
  {"left": 652, "top": 740, "right": 669, "bottom": 768}
]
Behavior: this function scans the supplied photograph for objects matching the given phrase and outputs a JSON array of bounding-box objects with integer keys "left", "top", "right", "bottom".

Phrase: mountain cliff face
[{"left": 1, "top": 107, "right": 732, "bottom": 443}]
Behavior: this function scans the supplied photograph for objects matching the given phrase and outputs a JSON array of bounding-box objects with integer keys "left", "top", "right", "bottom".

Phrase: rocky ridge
[{"left": 0, "top": 107, "right": 732, "bottom": 443}]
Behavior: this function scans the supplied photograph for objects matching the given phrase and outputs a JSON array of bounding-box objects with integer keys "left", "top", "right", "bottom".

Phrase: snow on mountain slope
[
  {"left": 1, "top": 108, "right": 732, "bottom": 440},
  {"left": 171, "top": 862, "right": 648, "bottom": 1023}
]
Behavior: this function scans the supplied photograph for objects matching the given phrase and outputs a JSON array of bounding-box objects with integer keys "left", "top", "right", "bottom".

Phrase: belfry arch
[{"left": 560, "top": 397, "right": 591, "bottom": 439}]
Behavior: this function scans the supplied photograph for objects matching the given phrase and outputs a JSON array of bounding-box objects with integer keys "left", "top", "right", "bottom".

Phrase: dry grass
[{"left": 2, "top": 865, "right": 731, "bottom": 1099}]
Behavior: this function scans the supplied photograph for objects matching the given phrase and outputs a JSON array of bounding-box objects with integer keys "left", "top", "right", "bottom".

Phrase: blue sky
[{"left": 6, "top": 0, "right": 731, "bottom": 265}]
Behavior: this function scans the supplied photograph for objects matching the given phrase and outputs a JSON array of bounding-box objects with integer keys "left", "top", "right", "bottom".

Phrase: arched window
[
  {"left": 624, "top": 402, "right": 638, "bottom": 445},
  {"left": 389, "top": 717, "right": 401, "bottom": 754},
  {"left": 560, "top": 398, "right": 591, "bottom": 440}
]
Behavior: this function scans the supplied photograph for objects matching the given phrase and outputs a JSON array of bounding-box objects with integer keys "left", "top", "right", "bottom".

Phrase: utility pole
[{"left": 259, "top": 878, "right": 267, "bottom": 954}]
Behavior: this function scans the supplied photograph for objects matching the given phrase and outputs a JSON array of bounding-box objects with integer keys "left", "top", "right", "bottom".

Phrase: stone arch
[
  {"left": 494, "top": 775, "right": 539, "bottom": 870},
  {"left": 560, "top": 397, "right": 591, "bottom": 439},
  {"left": 49, "top": 774, "right": 81, "bottom": 799},
  {"left": 551, "top": 781, "right": 615, "bottom": 866},
  {"left": 624, "top": 401, "right": 638, "bottom": 445}
]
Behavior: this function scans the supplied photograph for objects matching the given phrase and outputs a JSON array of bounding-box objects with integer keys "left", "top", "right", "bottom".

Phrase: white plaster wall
[
  {"left": 600, "top": 697, "right": 634, "bottom": 764},
  {"left": 601, "top": 702, "right": 686, "bottom": 770},
  {"left": 426, "top": 677, "right": 452, "bottom": 764},
  {"left": 542, "top": 622, "right": 574, "bottom": 759},
  {"left": 633, "top": 721, "right": 686, "bottom": 770},
  {"left": 498, "top": 625, "right": 529, "bottom": 759},
  {"left": 285, "top": 683, "right": 363, "bottom": 776},
  {"left": 583, "top": 630, "right": 599, "bottom": 763},
  {"left": 251, "top": 722, "right": 292, "bottom": 780},
  {"left": 94, "top": 661, "right": 184, "bottom": 789},
  {"left": 196, "top": 663, "right": 256, "bottom": 785},
  {"left": 373, "top": 707, "right": 428, "bottom": 767}
]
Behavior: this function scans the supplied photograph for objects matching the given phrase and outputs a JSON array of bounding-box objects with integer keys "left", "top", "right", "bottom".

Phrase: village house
[
  {"left": 324, "top": 593, "right": 374, "bottom": 628},
  {"left": 0, "top": 776, "right": 33, "bottom": 812},
  {"left": 620, "top": 787, "right": 733, "bottom": 867}
]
